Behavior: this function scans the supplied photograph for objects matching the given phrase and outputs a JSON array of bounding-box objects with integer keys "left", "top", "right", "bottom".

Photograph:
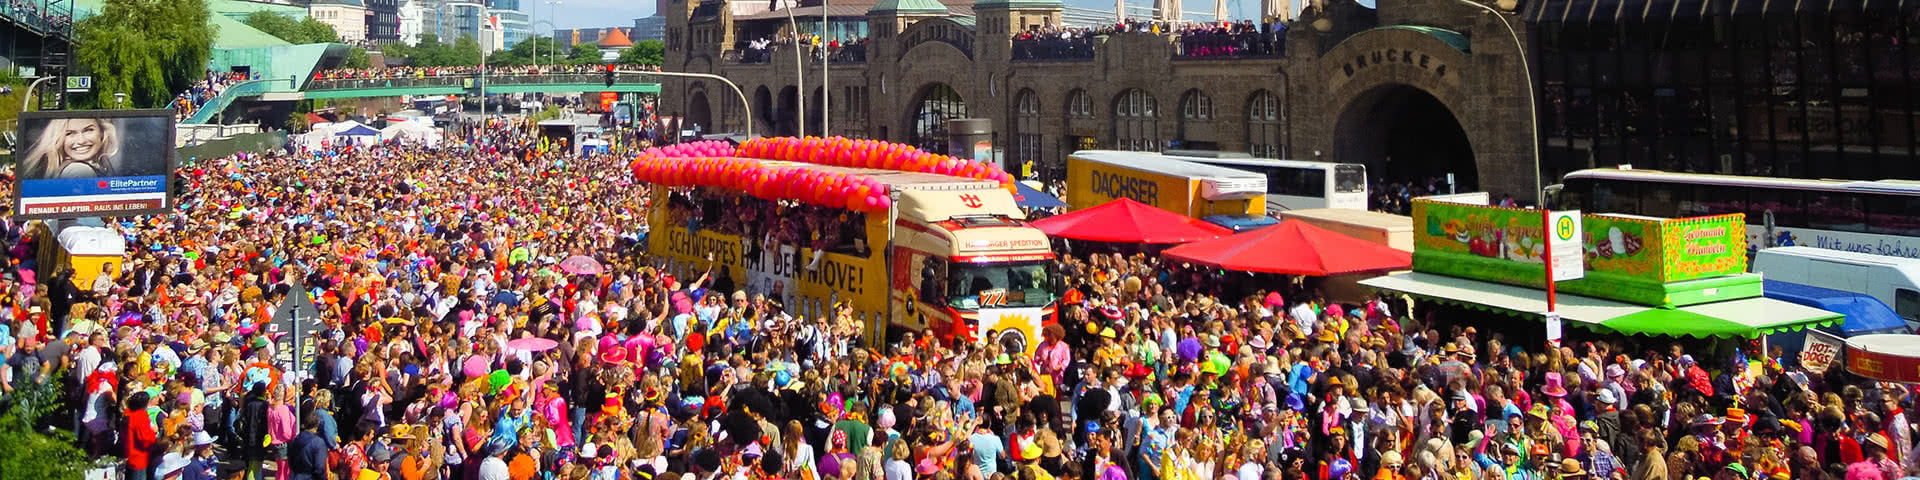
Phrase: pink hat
[{"left": 1541, "top": 372, "right": 1569, "bottom": 398}]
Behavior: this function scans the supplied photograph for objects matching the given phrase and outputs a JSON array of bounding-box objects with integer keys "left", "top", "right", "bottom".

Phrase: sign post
[
  {"left": 1543, "top": 209, "right": 1583, "bottom": 345},
  {"left": 269, "top": 281, "right": 324, "bottom": 378}
]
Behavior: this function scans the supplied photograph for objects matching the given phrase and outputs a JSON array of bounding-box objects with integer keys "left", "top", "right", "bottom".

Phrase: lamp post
[
  {"left": 820, "top": 0, "right": 829, "bottom": 137},
  {"left": 1446, "top": 0, "right": 1539, "bottom": 202},
  {"left": 616, "top": 68, "right": 755, "bottom": 136},
  {"left": 538, "top": 0, "right": 561, "bottom": 67},
  {"left": 783, "top": 3, "right": 804, "bottom": 137}
]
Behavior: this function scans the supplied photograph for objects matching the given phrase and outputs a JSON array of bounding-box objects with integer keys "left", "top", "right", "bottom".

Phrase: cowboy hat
[{"left": 1541, "top": 372, "right": 1569, "bottom": 397}]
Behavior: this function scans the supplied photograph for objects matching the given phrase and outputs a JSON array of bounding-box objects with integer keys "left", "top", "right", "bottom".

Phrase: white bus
[
  {"left": 1161, "top": 151, "right": 1369, "bottom": 212},
  {"left": 1549, "top": 168, "right": 1920, "bottom": 259}
]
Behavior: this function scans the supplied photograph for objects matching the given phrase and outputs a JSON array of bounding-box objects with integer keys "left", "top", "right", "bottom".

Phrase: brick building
[{"left": 660, "top": 0, "right": 1920, "bottom": 200}]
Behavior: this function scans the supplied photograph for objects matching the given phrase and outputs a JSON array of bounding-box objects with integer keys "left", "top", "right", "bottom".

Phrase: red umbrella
[
  {"left": 1162, "top": 219, "right": 1412, "bottom": 276},
  {"left": 1028, "top": 198, "right": 1230, "bottom": 243}
]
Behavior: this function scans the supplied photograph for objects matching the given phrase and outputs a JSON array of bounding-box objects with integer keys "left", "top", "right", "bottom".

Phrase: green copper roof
[
  {"left": 869, "top": 0, "right": 949, "bottom": 15},
  {"left": 973, "top": 0, "right": 1063, "bottom": 9}
]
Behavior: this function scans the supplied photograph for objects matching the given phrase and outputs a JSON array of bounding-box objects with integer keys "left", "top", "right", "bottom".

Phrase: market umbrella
[
  {"left": 506, "top": 337, "right": 560, "bottom": 352},
  {"left": 336, "top": 124, "right": 381, "bottom": 137},
  {"left": 559, "top": 255, "right": 604, "bottom": 275},
  {"left": 1029, "top": 197, "right": 1230, "bottom": 244},
  {"left": 1162, "top": 219, "right": 1411, "bottom": 275},
  {"left": 1012, "top": 182, "right": 1067, "bottom": 209}
]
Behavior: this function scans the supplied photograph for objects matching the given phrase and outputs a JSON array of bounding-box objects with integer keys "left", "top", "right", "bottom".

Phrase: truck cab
[{"left": 890, "top": 186, "right": 1058, "bottom": 354}]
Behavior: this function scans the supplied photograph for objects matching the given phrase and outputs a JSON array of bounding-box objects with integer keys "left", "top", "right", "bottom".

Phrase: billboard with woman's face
[{"left": 13, "top": 109, "right": 174, "bottom": 219}]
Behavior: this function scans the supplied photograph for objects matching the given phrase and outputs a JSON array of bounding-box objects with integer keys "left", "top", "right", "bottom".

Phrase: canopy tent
[
  {"left": 1164, "top": 220, "right": 1411, "bottom": 276},
  {"left": 380, "top": 121, "right": 442, "bottom": 146},
  {"left": 336, "top": 124, "right": 381, "bottom": 136},
  {"left": 56, "top": 226, "right": 127, "bottom": 256},
  {"left": 1360, "top": 272, "right": 1843, "bottom": 339},
  {"left": 1012, "top": 182, "right": 1067, "bottom": 209},
  {"left": 1763, "top": 280, "right": 1909, "bottom": 335},
  {"left": 1029, "top": 197, "right": 1230, "bottom": 243}
]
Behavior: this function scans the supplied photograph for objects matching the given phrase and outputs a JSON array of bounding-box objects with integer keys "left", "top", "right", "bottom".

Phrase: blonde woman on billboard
[{"left": 21, "top": 117, "right": 120, "bottom": 179}]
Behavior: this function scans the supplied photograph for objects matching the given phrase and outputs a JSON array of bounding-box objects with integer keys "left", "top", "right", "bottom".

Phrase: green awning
[{"left": 1360, "top": 272, "right": 1843, "bottom": 339}]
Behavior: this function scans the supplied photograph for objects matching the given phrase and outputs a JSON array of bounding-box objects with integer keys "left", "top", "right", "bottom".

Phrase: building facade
[
  {"left": 659, "top": 0, "right": 1920, "bottom": 200},
  {"left": 556, "top": 26, "right": 636, "bottom": 48},
  {"left": 397, "top": 0, "right": 426, "bottom": 45},
  {"left": 492, "top": 8, "right": 532, "bottom": 48},
  {"left": 366, "top": 0, "right": 400, "bottom": 42},
  {"left": 309, "top": 0, "right": 370, "bottom": 43},
  {"left": 635, "top": 14, "right": 666, "bottom": 42}
]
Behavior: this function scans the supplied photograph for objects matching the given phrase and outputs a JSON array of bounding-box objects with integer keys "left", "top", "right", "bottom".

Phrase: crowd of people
[
  {"left": 310, "top": 64, "right": 665, "bottom": 82},
  {"left": 734, "top": 35, "right": 870, "bottom": 65},
  {"left": 1010, "top": 20, "right": 1286, "bottom": 61},
  {"left": 0, "top": 115, "right": 1914, "bottom": 480},
  {"left": 174, "top": 71, "right": 255, "bottom": 121}
]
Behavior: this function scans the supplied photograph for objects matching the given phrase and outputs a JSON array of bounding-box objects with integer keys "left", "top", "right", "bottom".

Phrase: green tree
[
  {"left": 567, "top": 44, "right": 602, "bottom": 65},
  {"left": 451, "top": 36, "right": 483, "bottom": 66},
  {"left": 74, "top": 0, "right": 214, "bottom": 108},
  {"left": 242, "top": 11, "right": 341, "bottom": 44},
  {"left": 618, "top": 39, "right": 664, "bottom": 65},
  {"left": 0, "top": 370, "right": 100, "bottom": 478},
  {"left": 505, "top": 36, "right": 564, "bottom": 66},
  {"left": 345, "top": 47, "right": 372, "bottom": 68}
]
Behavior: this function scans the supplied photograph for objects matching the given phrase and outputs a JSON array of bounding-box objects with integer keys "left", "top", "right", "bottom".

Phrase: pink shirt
[{"left": 267, "top": 403, "right": 297, "bottom": 445}]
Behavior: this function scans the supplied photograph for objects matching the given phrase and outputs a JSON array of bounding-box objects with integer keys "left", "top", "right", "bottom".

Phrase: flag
[{"left": 489, "top": 15, "right": 501, "bottom": 30}]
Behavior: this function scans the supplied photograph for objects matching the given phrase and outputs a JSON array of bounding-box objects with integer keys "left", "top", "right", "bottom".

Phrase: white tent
[
  {"left": 56, "top": 226, "right": 126, "bottom": 256},
  {"left": 380, "top": 121, "right": 443, "bottom": 147}
]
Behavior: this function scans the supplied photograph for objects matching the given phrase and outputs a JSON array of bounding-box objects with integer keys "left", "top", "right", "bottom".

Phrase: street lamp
[
  {"left": 1445, "top": 0, "right": 1540, "bottom": 202},
  {"left": 533, "top": 20, "right": 558, "bottom": 68},
  {"left": 782, "top": 2, "right": 804, "bottom": 137},
  {"left": 820, "top": 0, "right": 829, "bottom": 137},
  {"left": 538, "top": 0, "right": 561, "bottom": 67}
]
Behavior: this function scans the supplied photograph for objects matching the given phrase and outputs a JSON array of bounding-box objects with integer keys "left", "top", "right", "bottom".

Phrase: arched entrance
[
  {"left": 909, "top": 83, "right": 966, "bottom": 155},
  {"left": 752, "top": 86, "right": 774, "bottom": 136},
  {"left": 686, "top": 91, "right": 713, "bottom": 135},
  {"left": 777, "top": 86, "right": 800, "bottom": 137},
  {"left": 1333, "top": 84, "right": 1477, "bottom": 191}
]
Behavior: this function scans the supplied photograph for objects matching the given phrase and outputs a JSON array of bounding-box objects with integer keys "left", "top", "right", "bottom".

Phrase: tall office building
[
  {"left": 365, "top": 0, "right": 400, "bottom": 42},
  {"left": 489, "top": 7, "right": 531, "bottom": 48},
  {"left": 632, "top": 15, "right": 664, "bottom": 42},
  {"left": 397, "top": 0, "right": 426, "bottom": 45}
]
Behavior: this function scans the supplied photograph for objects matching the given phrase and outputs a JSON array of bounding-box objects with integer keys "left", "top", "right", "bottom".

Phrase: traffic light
[{"left": 604, "top": 65, "right": 616, "bottom": 87}]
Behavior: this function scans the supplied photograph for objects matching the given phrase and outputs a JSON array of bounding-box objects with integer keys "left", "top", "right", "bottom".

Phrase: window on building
[
  {"left": 1181, "top": 90, "right": 1213, "bottom": 120},
  {"left": 1247, "top": 90, "right": 1283, "bottom": 158},
  {"left": 1014, "top": 89, "right": 1042, "bottom": 175},
  {"left": 1113, "top": 89, "right": 1159, "bottom": 152},
  {"left": 1066, "top": 89, "right": 1093, "bottom": 117}
]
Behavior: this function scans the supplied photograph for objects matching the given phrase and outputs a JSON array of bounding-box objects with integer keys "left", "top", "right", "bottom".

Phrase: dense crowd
[
  {"left": 174, "top": 71, "right": 255, "bottom": 121},
  {"left": 0, "top": 117, "right": 1914, "bottom": 480},
  {"left": 311, "top": 64, "right": 664, "bottom": 81},
  {"left": 734, "top": 36, "right": 870, "bottom": 64},
  {"left": 1011, "top": 20, "right": 1287, "bottom": 61}
]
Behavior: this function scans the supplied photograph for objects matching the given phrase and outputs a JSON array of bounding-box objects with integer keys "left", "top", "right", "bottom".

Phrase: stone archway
[
  {"left": 753, "top": 86, "right": 774, "bottom": 136},
  {"left": 1333, "top": 83, "right": 1477, "bottom": 190},
  {"left": 687, "top": 91, "right": 713, "bottom": 136},
  {"left": 1315, "top": 25, "right": 1522, "bottom": 196},
  {"left": 907, "top": 83, "right": 967, "bottom": 155}
]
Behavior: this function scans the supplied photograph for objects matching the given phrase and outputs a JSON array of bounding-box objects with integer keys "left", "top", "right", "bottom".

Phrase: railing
[
  {"left": 180, "top": 78, "right": 295, "bottom": 125},
  {"left": 1, "top": 0, "right": 71, "bottom": 38},
  {"left": 826, "top": 44, "right": 866, "bottom": 64},
  {"left": 177, "top": 123, "right": 263, "bottom": 146},
  {"left": 1012, "top": 36, "right": 1097, "bottom": 61},
  {"left": 1173, "top": 31, "right": 1286, "bottom": 59},
  {"left": 304, "top": 73, "right": 660, "bottom": 90}
]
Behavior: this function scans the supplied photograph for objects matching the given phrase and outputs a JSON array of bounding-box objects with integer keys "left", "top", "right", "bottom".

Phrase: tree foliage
[
  {"left": 487, "top": 36, "right": 564, "bottom": 67},
  {"left": 74, "top": 0, "right": 214, "bottom": 108},
  {"left": 395, "top": 35, "right": 484, "bottom": 67},
  {"left": 0, "top": 370, "right": 98, "bottom": 478},
  {"left": 345, "top": 47, "right": 372, "bottom": 69},
  {"left": 618, "top": 39, "right": 665, "bottom": 66},
  {"left": 242, "top": 11, "right": 340, "bottom": 44},
  {"left": 566, "top": 44, "right": 602, "bottom": 65}
]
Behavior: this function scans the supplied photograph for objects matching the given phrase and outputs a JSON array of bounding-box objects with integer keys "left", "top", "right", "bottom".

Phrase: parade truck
[
  {"left": 1066, "top": 150, "right": 1269, "bottom": 218},
  {"left": 646, "top": 159, "right": 1058, "bottom": 354}
]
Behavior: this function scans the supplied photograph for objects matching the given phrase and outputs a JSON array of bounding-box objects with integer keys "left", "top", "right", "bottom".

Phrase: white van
[{"left": 1753, "top": 246, "right": 1920, "bottom": 328}]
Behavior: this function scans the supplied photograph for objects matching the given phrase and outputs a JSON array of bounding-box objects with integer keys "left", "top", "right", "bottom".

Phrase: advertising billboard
[
  {"left": 13, "top": 109, "right": 174, "bottom": 218},
  {"left": 13, "top": 109, "right": 174, "bottom": 219}
]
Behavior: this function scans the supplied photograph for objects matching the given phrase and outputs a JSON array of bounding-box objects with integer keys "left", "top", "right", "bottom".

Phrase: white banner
[
  {"left": 976, "top": 307, "right": 1047, "bottom": 354},
  {"left": 746, "top": 241, "right": 800, "bottom": 307},
  {"left": 1800, "top": 329, "right": 1843, "bottom": 374}
]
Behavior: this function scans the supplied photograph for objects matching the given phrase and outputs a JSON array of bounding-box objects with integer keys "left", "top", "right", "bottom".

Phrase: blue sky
[{"left": 543, "top": 0, "right": 1319, "bottom": 31}]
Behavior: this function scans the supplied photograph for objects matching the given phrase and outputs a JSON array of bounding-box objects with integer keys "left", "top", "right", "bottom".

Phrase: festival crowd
[
  {"left": 174, "top": 71, "right": 257, "bottom": 121},
  {"left": 0, "top": 116, "right": 1913, "bottom": 480},
  {"left": 311, "top": 65, "right": 665, "bottom": 82}
]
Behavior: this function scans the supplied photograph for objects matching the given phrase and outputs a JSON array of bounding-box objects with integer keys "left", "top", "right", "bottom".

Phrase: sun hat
[{"left": 1541, "top": 372, "right": 1569, "bottom": 397}]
